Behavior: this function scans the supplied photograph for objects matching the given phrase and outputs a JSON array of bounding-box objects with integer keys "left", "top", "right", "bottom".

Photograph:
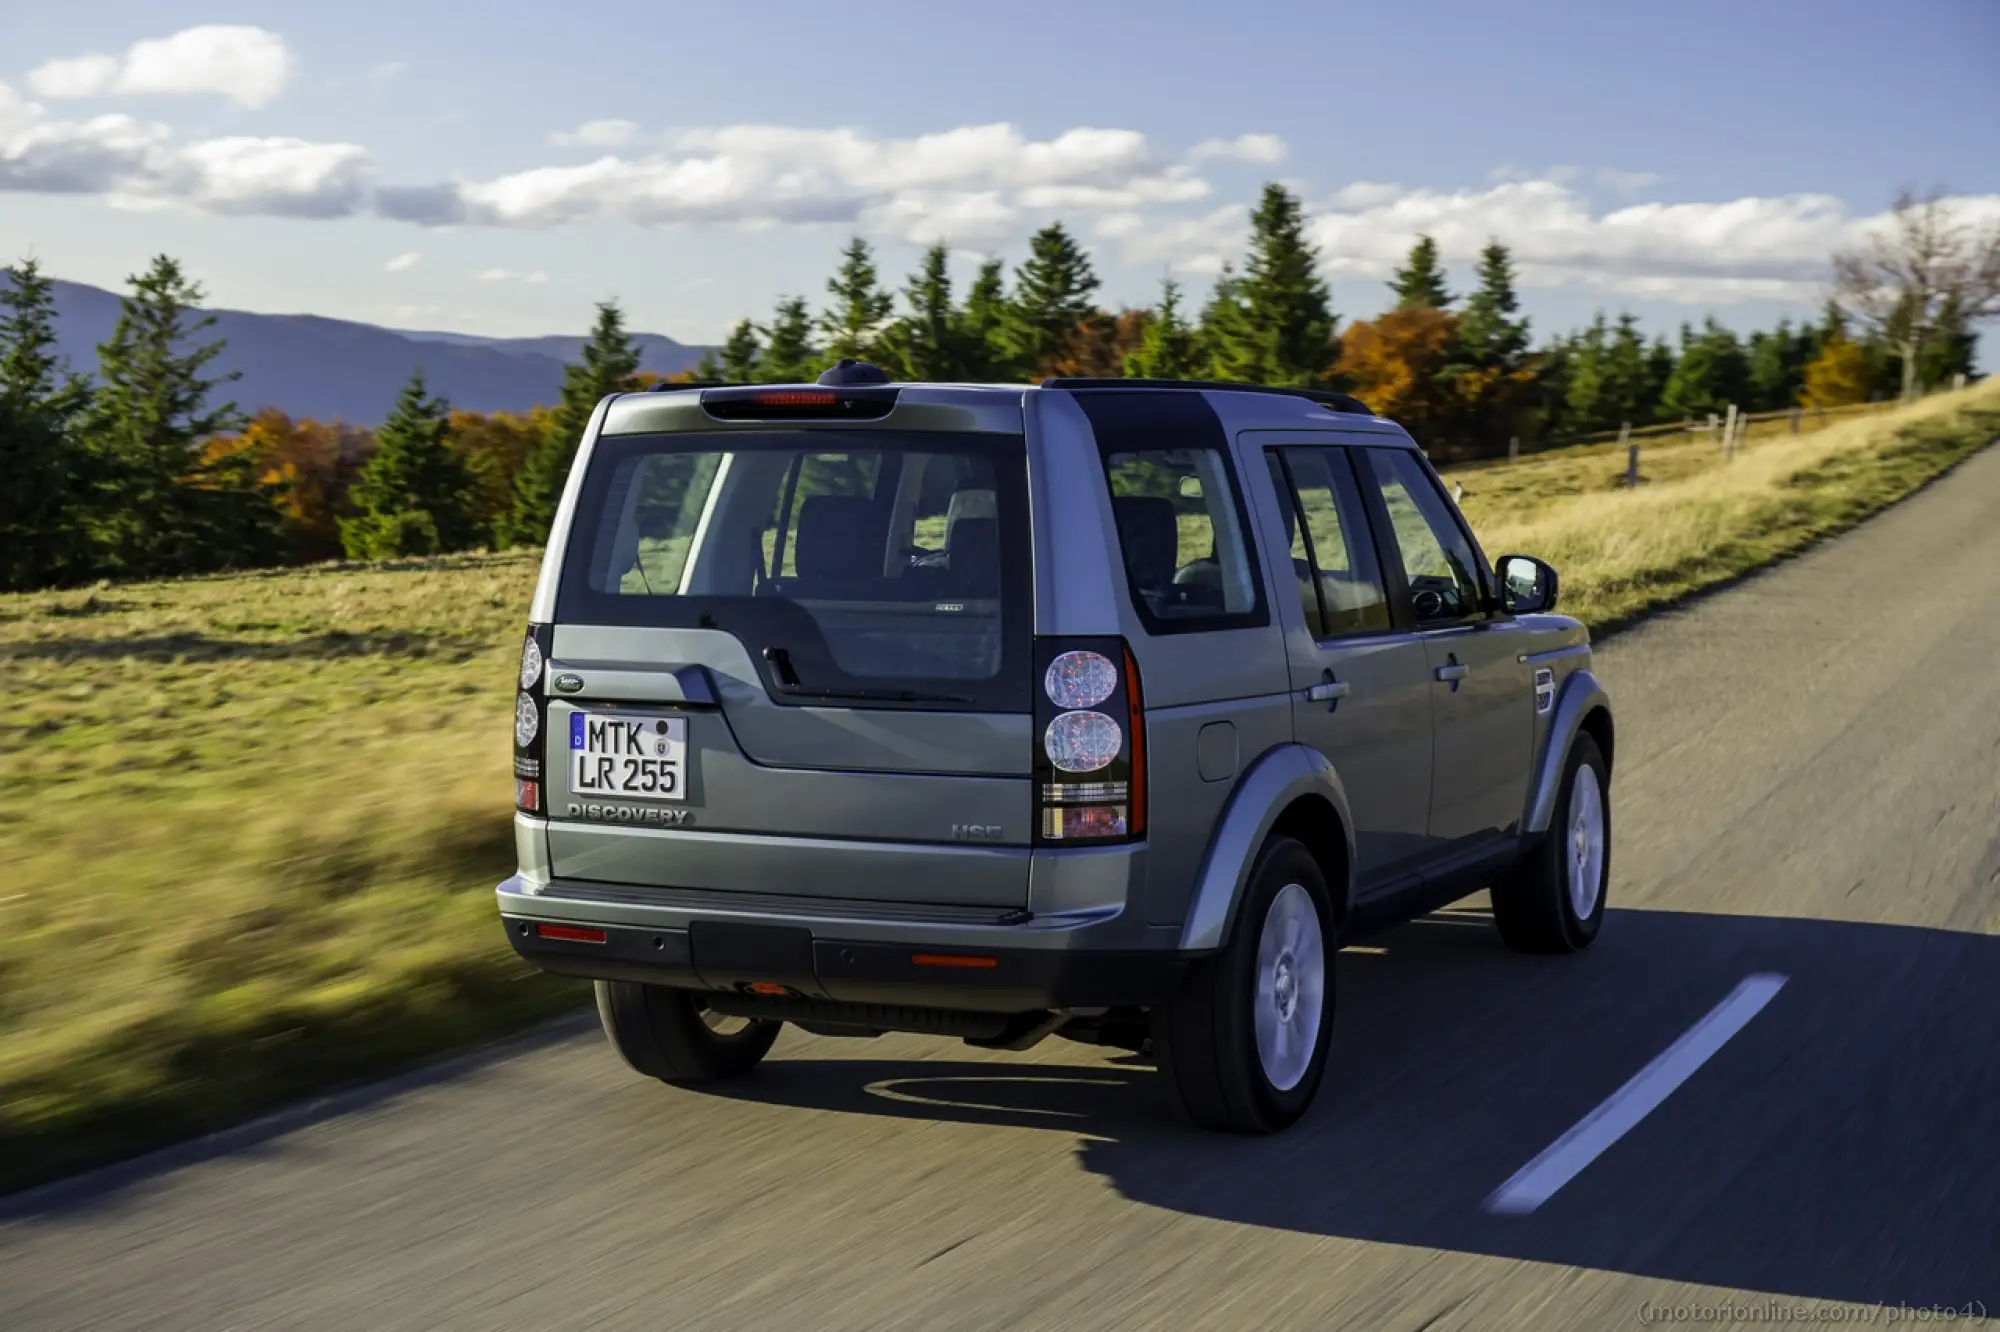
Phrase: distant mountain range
[{"left": 48, "top": 278, "right": 714, "bottom": 425}]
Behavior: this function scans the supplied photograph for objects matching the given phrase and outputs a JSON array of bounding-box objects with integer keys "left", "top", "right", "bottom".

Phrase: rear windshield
[{"left": 556, "top": 430, "right": 1032, "bottom": 711}]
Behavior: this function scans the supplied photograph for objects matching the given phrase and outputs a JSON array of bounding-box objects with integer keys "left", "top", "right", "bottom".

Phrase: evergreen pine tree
[
  {"left": 1531, "top": 334, "right": 1578, "bottom": 439},
  {"left": 757, "top": 296, "right": 820, "bottom": 383},
  {"left": 1660, "top": 318, "right": 1750, "bottom": 420},
  {"left": 1002, "top": 222, "right": 1100, "bottom": 377},
  {"left": 1747, "top": 318, "right": 1802, "bottom": 412},
  {"left": 878, "top": 244, "right": 965, "bottom": 382},
  {"left": 1211, "top": 184, "right": 1338, "bottom": 387},
  {"left": 1440, "top": 241, "right": 1534, "bottom": 453},
  {"left": 0, "top": 258, "right": 94, "bottom": 589},
  {"left": 959, "top": 258, "right": 1010, "bottom": 379},
  {"left": 340, "top": 369, "right": 478, "bottom": 558},
  {"left": 719, "top": 318, "right": 762, "bottom": 381},
  {"left": 1601, "top": 313, "right": 1650, "bottom": 427},
  {"left": 818, "top": 237, "right": 895, "bottom": 366},
  {"left": 1643, "top": 336, "right": 1678, "bottom": 422},
  {"left": 1123, "top": 278, "right": 1202, "bottom": 379},
  {"left": 1456, "top": 241, "right": 1529, "bottom": 369},
  {"left": 501, "top": 301, "right": 641, "bottom": 546},
  {"left": 87, "top": 255, "right": 282, "bottom": 577},
  {"left": 1196, "top": 262, "right": 1256, "bottom": 381},
  {"left": 1563, "top": 314, "right": 1613, "bottom": 434},
  {"left": 1390, "top": 234, "right": 1454, "bottom": 310}
]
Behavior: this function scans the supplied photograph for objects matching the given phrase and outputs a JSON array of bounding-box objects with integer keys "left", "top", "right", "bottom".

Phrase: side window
[
  {"left": 1103, "top": 447, "right": 1266, "bottom": 633},
  {"left": 1266, "top": 448, "right": 1391, "bottom": 638},
  {"left": 1363, "top": 448, "right": 1487, "bottom": 625}
]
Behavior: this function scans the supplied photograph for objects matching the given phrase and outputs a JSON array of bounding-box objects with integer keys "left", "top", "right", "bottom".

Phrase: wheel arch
[
  {"left": 1524, "top": 668, "right": 1613, "bottom": 835},
  {"left": 1178, "top": 743, "right": 1357, "bottom": 953}
]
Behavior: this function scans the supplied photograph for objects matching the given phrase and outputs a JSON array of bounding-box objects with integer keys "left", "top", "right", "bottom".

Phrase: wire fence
[{"left": 1438, "top": 372, "right": 1976, "bottom": 485}]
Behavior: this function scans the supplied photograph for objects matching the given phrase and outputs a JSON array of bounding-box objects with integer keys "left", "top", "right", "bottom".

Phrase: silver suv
[{"left": 497, "top": 362, "right": 1614, "bottom": 1133}]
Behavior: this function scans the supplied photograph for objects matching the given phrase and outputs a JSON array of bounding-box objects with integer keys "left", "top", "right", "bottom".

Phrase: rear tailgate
[{"left": 538, "top": 419, "right": 1035, "bottom": 909}]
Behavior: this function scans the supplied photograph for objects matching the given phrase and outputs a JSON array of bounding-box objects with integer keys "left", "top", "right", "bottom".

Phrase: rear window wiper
[{"left": 761, "top": 646, "right": 973, "bottom": 705}]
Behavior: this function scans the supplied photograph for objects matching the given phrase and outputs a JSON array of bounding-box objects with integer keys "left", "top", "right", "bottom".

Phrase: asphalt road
[{"left": 7, "top": 446, "right": 2000, "bottom": 1331}]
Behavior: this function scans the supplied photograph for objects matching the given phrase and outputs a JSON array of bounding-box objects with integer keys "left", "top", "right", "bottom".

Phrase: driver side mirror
[{"left": 1496, "top": 553, "right": 1559, "bottom": 615}]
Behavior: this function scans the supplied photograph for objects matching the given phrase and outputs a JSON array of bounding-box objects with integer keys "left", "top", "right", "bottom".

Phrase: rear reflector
[
  {"left": 746, "top": 981, "right": 791, "bottom": 995},
  {"left": 535, "top": 923, "right": 607, "bottom": 944},
  {"left": 910, "top": 952, "right": 999, "bottom": 969},
  {"left": 1041, "top": 803, "right": 1128, "bottom": 840},
  {"left": 515, "top": 778, "right": 540, "bottom": 813}
]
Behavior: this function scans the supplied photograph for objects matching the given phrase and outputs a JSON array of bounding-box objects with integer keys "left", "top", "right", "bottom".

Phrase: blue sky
[{"left": 3, "top": 0, "right": 1997, "bottom": 365}]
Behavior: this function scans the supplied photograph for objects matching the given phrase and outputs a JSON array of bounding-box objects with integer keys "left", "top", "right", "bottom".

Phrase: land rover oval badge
[{"left": 554, "top": 673, "right": 584, "bottom": 693}]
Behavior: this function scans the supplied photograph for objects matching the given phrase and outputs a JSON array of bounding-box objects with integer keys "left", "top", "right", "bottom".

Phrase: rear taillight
[
  {"left": 514, "top": 624, "right": 553, "bottom": 813},
  {"left": 1033, "top": 637, "right": 1146, "bottom": 844}
]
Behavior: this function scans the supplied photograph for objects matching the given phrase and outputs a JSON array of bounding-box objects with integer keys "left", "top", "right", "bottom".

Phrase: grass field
[{"left": 1, "top": 380, "right": 1996, "bottom": 1194}]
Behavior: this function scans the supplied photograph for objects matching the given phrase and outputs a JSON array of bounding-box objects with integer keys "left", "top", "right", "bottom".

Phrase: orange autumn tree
[
  {"left": 201, "top": 409, "right": 377, "bottom": 561},
  {"left": 449, "top": 407, "right": 552, "bottom": 538},
  {"left": 1044, "top": 308, "right": 1153, "bottom": 378},
  {"left": 1799, "top": 332, "right": 1871, "bottom": 409},
  {"left": 1332, "top": 308, "right": 1483, "bottom": 457}
]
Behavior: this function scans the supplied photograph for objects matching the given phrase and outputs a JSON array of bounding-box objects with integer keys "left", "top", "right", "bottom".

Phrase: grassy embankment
[{"left": 1, "top": 379, "right": 1996, "bottom": 1194}]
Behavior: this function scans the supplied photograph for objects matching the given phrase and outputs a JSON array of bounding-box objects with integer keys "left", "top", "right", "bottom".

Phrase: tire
[
  {"left": 1152, "top": 836, "right": 1335, "bottom": 1133},
  {"left": 1491, "top": 732, "right": 1610, "bottom": 954},
  {"left": 594, "top": 981, "right": 783, "bottom": 1082}
]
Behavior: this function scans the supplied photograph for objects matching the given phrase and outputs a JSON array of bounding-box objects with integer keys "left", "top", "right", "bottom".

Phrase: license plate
[{"left": 569, "top": 711, "right": 688, "bottom": 802}]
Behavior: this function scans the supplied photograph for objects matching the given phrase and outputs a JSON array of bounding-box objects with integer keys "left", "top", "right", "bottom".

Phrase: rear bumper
[{"left": 497, "top": 873, "right": 1194, "bottom": 1012}]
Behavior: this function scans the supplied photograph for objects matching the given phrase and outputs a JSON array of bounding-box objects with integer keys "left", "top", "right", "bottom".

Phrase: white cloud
[
  {"left": 25, "top": 55, "right": 121, "bottom": 101},
  {"left": 27, "top": 26, "right": 295, "bottom": 110},
  {"left": 1597, "top": 168, "right": 1664, "bottom": 195},
  {"left": 1187, "top": 133, "right": 1288, "bottom": 165},
  {"left": 550, "top": 119, "right": 639, "bottom": 149},
  {"left": 1331, "top": 180, "right": 1404, "bottom": 209},
  {"left": 1300, "top": 174, "right": 1924, "bottom": 303},
  {"left": 0, "top": 81, "right": 368, "bottom": 214},
  {"left": 1095, "top": 204, "right": 1250, "bottom": 277},
  {"left": 163, "top": 136, "right": 370, "bottom": 216},
  {"left": 381, "top": 122, "right": 1213, "bottom": 243},
  {"left": 5, "top": 83, "right": 1992, "bottom": 315},
  {"left": 385, "top": 251, "right": 421, "bottom": 272}
]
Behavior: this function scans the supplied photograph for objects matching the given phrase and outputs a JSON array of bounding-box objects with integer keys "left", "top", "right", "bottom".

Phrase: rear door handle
[
  {"left": 1305, "top": 680, "right": 1350, "bottom": 702},
  {"left": 1434, "top": 664, "right": 1468, "bottom": 682}
]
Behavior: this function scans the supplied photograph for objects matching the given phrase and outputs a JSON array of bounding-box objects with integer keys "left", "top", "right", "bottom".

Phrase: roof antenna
[{"left": 817, "top": 358, "right": 891, "bottom": 387}]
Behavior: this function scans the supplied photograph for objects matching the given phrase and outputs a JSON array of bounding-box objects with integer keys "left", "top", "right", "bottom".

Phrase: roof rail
[{"left": 1039, "top": 377, "right": 1374, "bottom": 416}]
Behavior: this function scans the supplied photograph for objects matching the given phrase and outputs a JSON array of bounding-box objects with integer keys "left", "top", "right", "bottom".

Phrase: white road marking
[{"left": 1485, "top": 972, "right": 1789, "bottom": 1215}]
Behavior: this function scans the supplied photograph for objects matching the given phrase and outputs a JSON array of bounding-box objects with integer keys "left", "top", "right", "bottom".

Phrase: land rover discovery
[{"left": 497, "top": 361, "right": 1614, "bottom": 1133}]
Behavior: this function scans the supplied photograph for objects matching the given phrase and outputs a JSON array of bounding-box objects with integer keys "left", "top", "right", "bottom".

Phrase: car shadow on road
[{"left": 694, "top": 906, "right": 2000, "bottom": 1311}]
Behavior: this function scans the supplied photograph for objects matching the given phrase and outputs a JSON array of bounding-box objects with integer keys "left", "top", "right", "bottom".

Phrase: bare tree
[{"left": 1831, "top": 187, "right": 2000, "bottom": 401}]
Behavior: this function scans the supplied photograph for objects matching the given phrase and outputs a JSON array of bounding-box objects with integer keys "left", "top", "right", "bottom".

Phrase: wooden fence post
[
  {"left": 1722, "top": 404, "right": 1738, "bottom": 460},
  {"left": 1954, "top": 372, "right": 1968, "bottom": 393},
  {"left": 1707, "top": 411, "right": 1719, "bottom": 443},
  {"left": 1507, "top": 435, "right": 1518, "bottom": 464},
  {"left": 1626, "top": 440, "right": 1639, "bottom": 488},
  {"left": 1790, "top": 405, "right": 1801, "bottom": 434}
]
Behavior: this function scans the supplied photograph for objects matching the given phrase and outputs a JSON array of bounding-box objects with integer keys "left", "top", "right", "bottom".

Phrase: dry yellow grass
[
  {"left": 1448, "top": 381, "right": 2000, "bottom": 628},
  {"left": 0, "top": 381, "right": 1994, "bottom": 1194}
]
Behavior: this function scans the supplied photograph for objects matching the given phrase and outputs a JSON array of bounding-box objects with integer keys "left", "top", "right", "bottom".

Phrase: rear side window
[
  {"left": 1070, "top": 388, "right": 1268, "bottom": 636},
  {"left": 1103, "top": 449, "right": 1264, "bottom": 632},
  {"left": 558, "top": 431, "right": 1031, "bottom": 711}
]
